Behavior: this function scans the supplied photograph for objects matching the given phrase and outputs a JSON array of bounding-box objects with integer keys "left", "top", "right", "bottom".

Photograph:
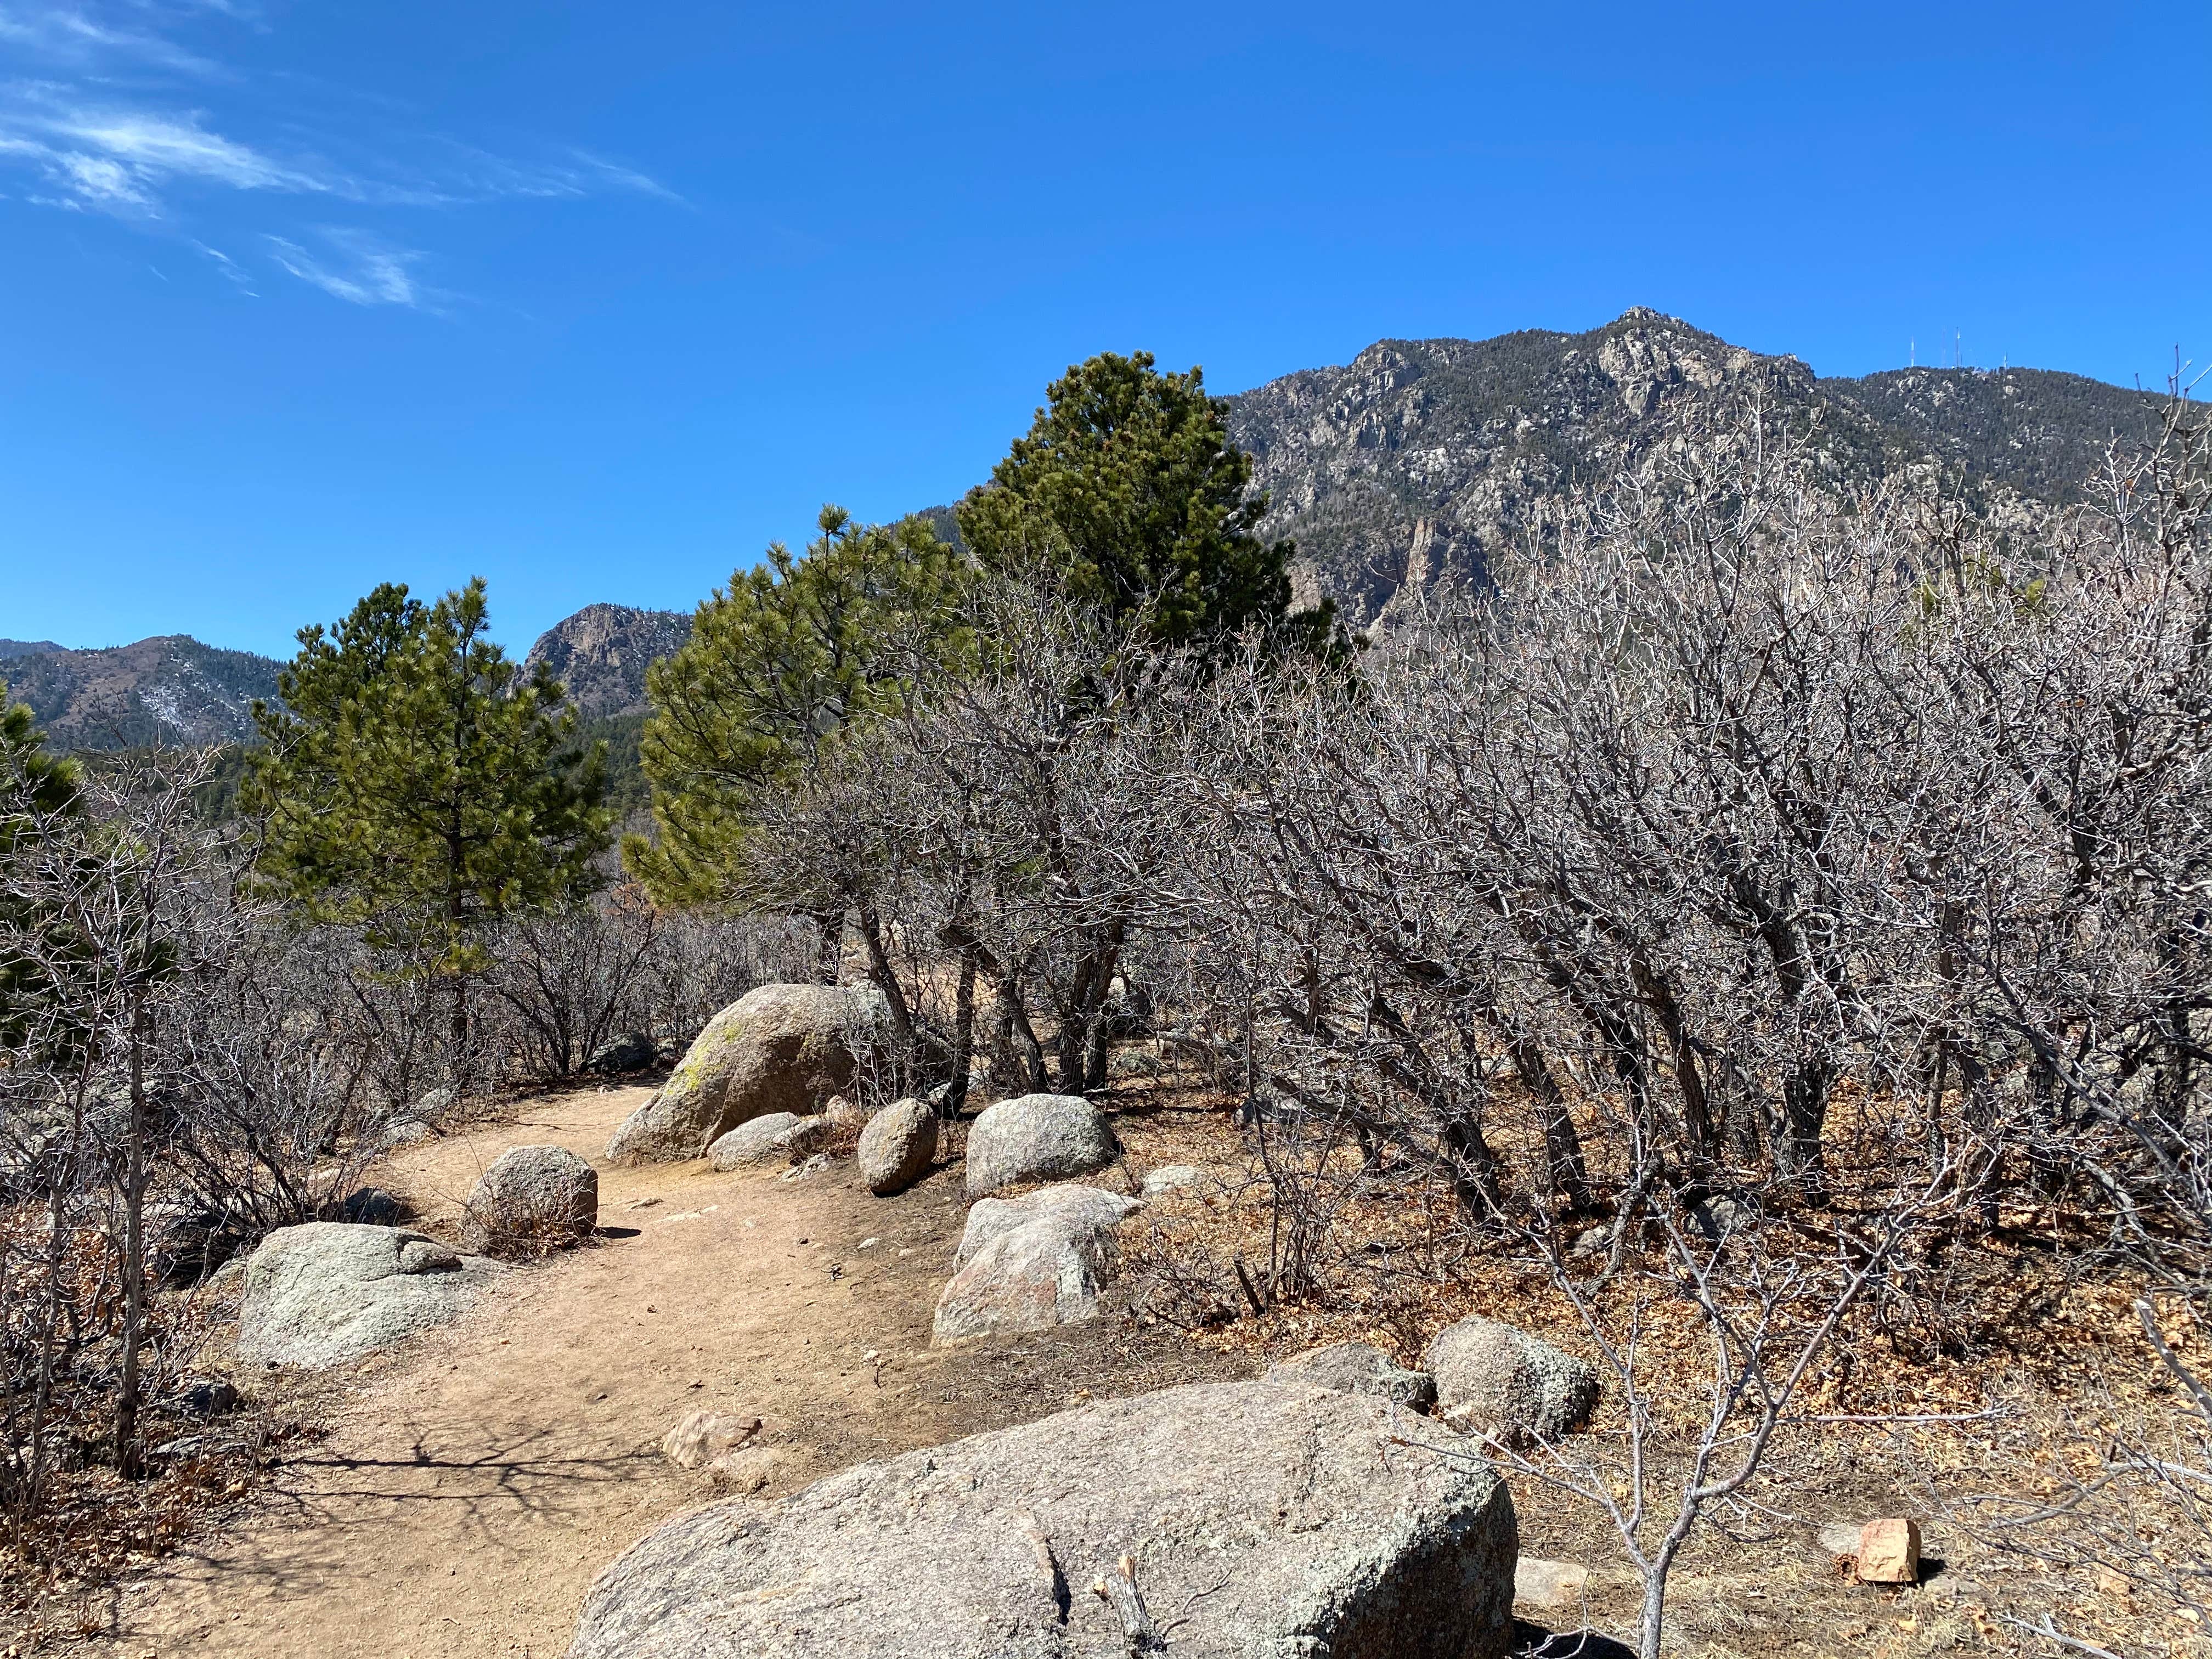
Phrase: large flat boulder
[
  {"left": 606, "top": 983, "right": 887, "bottom": 1165},
  {"left": 962, "top": 1092, "right": 1118, "bottom": 1200},
  {"left": 569, "top": 1379, "right": 1519, "bottom": 1659},
  {"left": 237, "top": 1223, "right": 501, "bottom": 1370},
  {"left": 1424, "top": 1316, "right": 1598, "bottom": 1443},
  {"left": 460, "top": 1144, "right": 598, "bottom": 1254}
]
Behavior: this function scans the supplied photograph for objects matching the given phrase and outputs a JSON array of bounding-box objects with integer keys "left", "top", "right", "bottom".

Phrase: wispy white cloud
[
  {"left": 0, "top": 1, "right": 674, "bottom": 302},
  {"left": 0, "top": 85, "right": 673, "bottom": 217},
  {"left": 191, "top": 236, "right": 254, "bottom": 293},
  {"left": 0, "top": 97, "right": 325, "bottom": 213},
  {"left": 0, "top": 128, "right": 153, "bottom": 207},
  {"left": 49, "top": 105, "right": 324, "bottom": 190},
  {"left": 571, "top": 150, "right": 682, "bottom": 204},
  {"left": 266, "top": 228, "right": 425, "bottom": 308},
  {"left": 54, "top": 143, "right": 150, "bottom": 202},
  {"left": 0, "top": 4, "right": 222, "bottom": 74},
  {"left": 433, "top": 142, "right": 685, "bottom": 207}
]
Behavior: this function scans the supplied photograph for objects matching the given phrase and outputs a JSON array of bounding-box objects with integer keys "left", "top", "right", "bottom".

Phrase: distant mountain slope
[
  {"left": 9, "top": 315, "right": 2181, "bottom": 747},
  {"left": 913, "top": 504, "right": 968, "bottom": 552},
  {"left": 0, "top": 635, "right": 280, "bottom": 748},
  {"left": 523, "top": 602, "right": 692, "bottom": 721},
  {"left": 1221, "top": 308, "right": 2180, "bottom": 625},
  {"left": 1821, "top": 365, "right": 2179, "bottom": 503}
]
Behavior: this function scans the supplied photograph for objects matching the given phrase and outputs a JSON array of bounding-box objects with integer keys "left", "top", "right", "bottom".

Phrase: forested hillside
[{"left": 0, "top": 634, "right": 280, "bottom": 748}]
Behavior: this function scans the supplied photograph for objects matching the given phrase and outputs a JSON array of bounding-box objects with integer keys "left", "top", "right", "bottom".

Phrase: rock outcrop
[
  {"left": 606, "top": 983, "right": 886, "bottom": 1165},
  {"left": 1512, "top": 1557, "right": 1590, "bottom": 1613},
  {"left": 588, "top": 1031, "right": 658, "bottom": 1074},
  {"left": 569, "top": 1379, "right": 1520, "bottom": 1659},
  {"left": 934, "top": 1183, "right": 1142, "bottom": 1342},
  {"left": 460, "top": 1145, "right": 599, "bottom": 1253},
  {"left": 237, "top": 1223, "right": 500, "bottom": 1370},
  {"left": 661, "top": 1409, "right": 764, "bottom": 1471},
  {"left": 857, "top": 1097, "right": 938, "bottom": 1194},
  {"left": 1141, "top": 1163, "right": 1204, "bottom": 1196},
  {"left": 961, "top": 1092, "right": 1118, "bottom": 1200},
  {"left": 523, "top": 603, "right": 693, "bottom": 720},
  {"left": 1223, "top": 309, "right": 2138, "bottom": 631},
  {"left": 1424, "top": 1316, "right": 1598, "bottom": 1442},
  {"left": 0, "top": 633, "right": 280, "bottom": 749}
]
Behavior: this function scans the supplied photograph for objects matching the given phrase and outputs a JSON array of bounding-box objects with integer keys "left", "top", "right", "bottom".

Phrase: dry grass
[
  {"left": 0, "top": 1268, "right": 338, "bottom": 1652},
  {"left": 1101, "top": 1074, "right": 2212, "bottom": 1658}
]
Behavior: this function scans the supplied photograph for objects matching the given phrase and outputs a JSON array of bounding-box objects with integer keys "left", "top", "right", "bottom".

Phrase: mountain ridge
[
  {"left": 0, "top": 635, "right": 281, "bottom": 750},
  {"left": 1222, "top": 307, "right": 2183, "bottom": 625},
  {"left": 11, "top": 311, "right": 2187, "bottom": 747}
]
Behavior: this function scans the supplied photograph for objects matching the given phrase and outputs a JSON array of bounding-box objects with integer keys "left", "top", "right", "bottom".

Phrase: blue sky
[{"left": 3, "top": 1, "right": 2207, "bottom": 659}]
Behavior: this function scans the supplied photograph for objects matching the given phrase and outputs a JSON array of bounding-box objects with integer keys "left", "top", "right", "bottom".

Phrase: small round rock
[{"left": 858, "top": 1097, "right": 939, "bottom": 1196}]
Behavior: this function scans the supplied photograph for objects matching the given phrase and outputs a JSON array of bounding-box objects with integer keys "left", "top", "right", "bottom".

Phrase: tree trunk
[
  {"left": 1070, "top": 926, "right": 1125, "bottom": 1092},
  {"left": 1492, "top": 1018, "right": 1593, "bottom": 1212},
  {"left": 1082, "top": 996, "right": 1114, "bottom": 1092},
  {"left": 448, "top": 974, "right": 470, "bottom": 1091},
  {"left": 1637, "top": 1574, "right": 1667, "bottom": 1659},
  {"left": 1440, "top": 1106, "right": 1506, "bottom": 1218},
  {"left": 445, "top": 812, "right": 471, "bottom": 1091},
  {"left": 856, "top": 903, "right": 917, "bottom": 1052},
  {"left": 1004, "top": 976, "right": 1049, "bottom": 1093},
  {"left": 813, "top": 911, "right": 843, "bottom": 985},
  {"left": 114, "top": 995, "right": 149, "bottom": 1478},
  {"left": 988, "top": 990, "right": 1015, "bottom": 1084},
  {"left": 1776, "top": 1057, "right": 1835, "bottom": 1206},
  {"left": 946, "top": 944, "right": 979, "bottom": 1120},
  {"left": 1631, "top": 953, "right": 1716, "bottom": 1163},
  {"left": 1056, "top": 951, "right": 1096, "bottom": 1092}
]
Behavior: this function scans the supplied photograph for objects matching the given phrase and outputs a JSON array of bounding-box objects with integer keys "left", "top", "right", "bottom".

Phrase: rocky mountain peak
[
  {"left": 1224, "top": 311, "right": 2170, "bottom": 628},
  {"left": 524, "top": 603, "right": 692, "bottom": 720}
]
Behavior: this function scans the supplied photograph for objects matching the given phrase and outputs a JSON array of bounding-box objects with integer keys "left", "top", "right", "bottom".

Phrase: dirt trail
[{"left": 100, "top": 1085, "right": 1132, "bottom": 1659}]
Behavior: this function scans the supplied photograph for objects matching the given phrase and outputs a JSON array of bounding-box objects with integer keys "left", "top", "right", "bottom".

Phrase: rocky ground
[
  {"left": 8, "top": 1076, "right": 2179, "bottom": 1659},
  {"left": 57, "top": 1085, "right": 1248, "bottom": 1659}
]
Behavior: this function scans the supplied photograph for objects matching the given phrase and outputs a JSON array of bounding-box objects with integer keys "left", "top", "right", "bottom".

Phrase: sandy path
[{"left": 106, "top": 1085, "right": 984, "bottom": 1659}]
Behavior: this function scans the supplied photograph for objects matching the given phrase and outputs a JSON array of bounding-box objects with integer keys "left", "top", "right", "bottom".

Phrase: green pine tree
[
  {"left": 956, "top": 349, "right": 1338, "bottom": 657},
  {"left": 626, "top": 507, "right": 969, "bottom": 910},
  {"left": 246, "top": 580, "right": 611, "bottom": 1057}
]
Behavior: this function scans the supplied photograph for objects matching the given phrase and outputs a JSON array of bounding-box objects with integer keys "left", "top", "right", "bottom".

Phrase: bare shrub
[
  {"left": 484, "top": 884, "right": 667, "bottom": 1080},
  {"left": 1107, "top": 395, "right": 2212, "bottom": 1652}
]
